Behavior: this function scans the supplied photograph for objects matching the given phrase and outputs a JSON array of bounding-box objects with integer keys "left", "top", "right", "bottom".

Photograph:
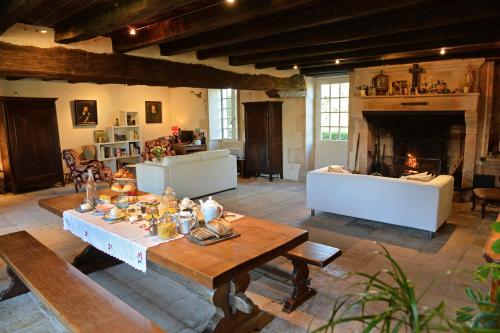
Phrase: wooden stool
[{"left": 472, "top": 188, "right": 500, "bottom": 219}]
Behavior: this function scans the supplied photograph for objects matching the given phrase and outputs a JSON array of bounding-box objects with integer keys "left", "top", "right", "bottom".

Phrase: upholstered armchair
[
  {"left": 62, "top": 149, "right": 113, "bottom": 192},
  {"left": 143, "top": 137, "right": 176, "bottom": 161}
]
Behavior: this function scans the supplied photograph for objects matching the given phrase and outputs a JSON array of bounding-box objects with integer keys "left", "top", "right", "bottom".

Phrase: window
[
  {"left": 208, "top": 89, "right": 238, "bottom": 140},
  {"left": 320, "top": 81, "right": 349, "bottom": 141}
]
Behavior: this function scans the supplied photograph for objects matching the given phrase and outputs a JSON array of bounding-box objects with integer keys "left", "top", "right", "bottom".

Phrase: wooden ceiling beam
[
  {"left": 236, "top": 20, "right": 500, "bottom": 68},
  {"left": 112, "top": 0, "right": 315, "bottom": 54},
  {"left": 0, "top": 41, "right": 305, "bottom": 91},
  {"left": 54, "top": 0, "right": 201, "bottom": 44},
  {"left": 157, "top": 0, "right": 434, "bottom": 57},
  {"left": 300, "top": 45, "right": 500, "bottom": 76},
  {"left": 0, "top": 0, "right": 45, "bottom": 34},
  {"left": 192, "top": 0, "right": 500, "bottom": 59},
  {"left": 255, "top": 32, "right": 500, "bottom": 70}
]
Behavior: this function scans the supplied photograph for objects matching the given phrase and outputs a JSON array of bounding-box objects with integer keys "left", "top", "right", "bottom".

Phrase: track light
[
  {"left": 40, "top": 29, "right": 48, "bottom": 34},
  {"left": 335, "top": 59, "right": 340, "bottom": 64},
  {"left": 129, "top": 27, "right": 136, "bottom": 35},
  {"left": 439, "top": 48, "right": 446, "bottom": 55},
  {"left": 226, "top": 0, "right": 235, "bottom": 3},
  {"left": 293, "top": 64, "right": 298, "bottom": 70}
]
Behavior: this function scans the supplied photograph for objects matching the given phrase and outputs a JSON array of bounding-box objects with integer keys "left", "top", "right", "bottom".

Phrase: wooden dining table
[{"left": 39, "top": 189, "right": 308, "bottom": 332}]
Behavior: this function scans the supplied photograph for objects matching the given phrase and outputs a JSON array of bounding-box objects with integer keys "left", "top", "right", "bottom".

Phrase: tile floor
[{"left": 0, "top": 177, "right": 497, "bottom": 332}]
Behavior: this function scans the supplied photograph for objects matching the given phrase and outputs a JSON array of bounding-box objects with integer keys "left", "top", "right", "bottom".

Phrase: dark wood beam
[
  {"left": 0, "top": 0, "right": 45, "bottom": 34},
  {"left": 300, "top": 44, "right": 500, "bottom": 76},
  {"left": 256, "top": 32, "right": 500, "bottom": 70},
  {"left": 235, "top": 20, "right": 500, "bottom": 68},
  {"left": 157, "top": 0, "right": 434, "bottom": 57},
  {"left": 191, "top": 0, "right": 500, "bottom": 59},
  {"left": 54, "top": 0, "right": 202, "bottom": 44},
  {"left": 0, "top": 42, "right": 305, "bottom": 91},
  {"left": 112, "top": 0, "right": 315, "bottom": 53}
]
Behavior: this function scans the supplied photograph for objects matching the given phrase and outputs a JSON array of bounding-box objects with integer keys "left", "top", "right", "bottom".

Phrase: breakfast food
[
  {"left": 95, "top": 203, "right": 113, "bottom": 213},
  {"left": 111, "top": 183, "right": 123, "bottom": 191},
  {"left": 158, "top": 221, "right": 177, "bottom": 239},
  {"left": 123, "top": 184, "right": 135, "bottom": 192},
  {"left": 99, "top": 194, "right": 111, "bottom": 203},
  {"left": 113, "top": 168, "right": 134, "bottom": 179},
  {"left": 206, "top": 218, "right": 233, "bottom": 236}
]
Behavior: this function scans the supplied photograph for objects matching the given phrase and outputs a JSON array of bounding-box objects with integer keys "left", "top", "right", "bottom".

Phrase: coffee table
[{"left": 39, "top": 191, "right": 308, "bottom": 332}]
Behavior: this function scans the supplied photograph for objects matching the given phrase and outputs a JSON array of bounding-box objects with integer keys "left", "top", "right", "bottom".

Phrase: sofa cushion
[
  {"left": 162, "top": 153, "right": 203, "bottom": 166},
  {"left": 327, "top": 165, "right": 352, "bottom": 174},
  {"left": 201, "top": 149, "right": 230, "bottom": 161}
]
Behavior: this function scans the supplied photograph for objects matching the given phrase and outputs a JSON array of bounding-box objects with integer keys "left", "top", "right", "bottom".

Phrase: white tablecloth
[
  {"left": 63, "top": 209, "right": 245, "bottom": 272},
  {"left": 63, "top": 210, "right": 183, "bottom": 272}
]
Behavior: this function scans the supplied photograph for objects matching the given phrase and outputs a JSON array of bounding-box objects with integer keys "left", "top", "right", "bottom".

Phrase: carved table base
[
  {"left": 0, "top": 267, "right": 29, "bottom": 301},
  {"left": 204, "top": 272, "right": 259, "bottom": 333},
  {"left": 72, "top": 245, "right": 122, "bottom": 274},
  {"left": 282, "top": 260, "right": 316, "bottom": 313}
]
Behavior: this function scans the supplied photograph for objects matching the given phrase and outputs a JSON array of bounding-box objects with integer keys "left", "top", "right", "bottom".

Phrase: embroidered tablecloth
[
  {"left": 63, "top": 210, "right": 183, "bottom": 272},
  {"left": 63, "top": 209, "right": 245, "bottom": 272}
]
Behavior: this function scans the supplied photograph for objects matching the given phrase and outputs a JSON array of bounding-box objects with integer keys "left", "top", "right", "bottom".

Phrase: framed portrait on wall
[
  {"left": 74, "top": 100, "right": 98, "bottom": 126},
  {"left": 145, "top": 101, "right": 162, "bottom": 123}
]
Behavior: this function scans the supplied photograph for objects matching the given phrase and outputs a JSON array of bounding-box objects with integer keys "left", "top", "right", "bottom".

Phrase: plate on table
[
  {"left": 103, "top": 213, "right": 126, "bottom": 223},
  {"left": 74, "top": 206, "right": 94, "bottom": 213}
]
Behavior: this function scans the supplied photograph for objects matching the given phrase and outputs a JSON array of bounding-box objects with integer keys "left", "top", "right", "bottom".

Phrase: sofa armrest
[{"left": 136, "top": 163, "right": 170, "bottom": 195}]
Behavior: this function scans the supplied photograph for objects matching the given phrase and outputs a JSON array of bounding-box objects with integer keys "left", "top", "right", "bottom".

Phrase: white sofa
[
  {"left": 307, "top": 167, "right": 454, "bottom": 235},
  {"left": 136, "top": 149, "right": 237, "bottom": 198}
]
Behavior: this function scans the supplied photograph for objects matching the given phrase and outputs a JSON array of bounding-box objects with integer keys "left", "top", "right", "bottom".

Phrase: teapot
[
  {"left": 199, "top": 196, "right": 224, "bottom": 223},
  {"left": 179, "top": 197, "right": 195, "bottom": 211},
  {"left": 174, "top": 210, "right": 196, "bottom": 235}
]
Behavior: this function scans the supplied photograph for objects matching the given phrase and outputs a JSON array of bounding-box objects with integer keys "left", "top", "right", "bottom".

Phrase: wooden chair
[
  {"left": 0, "top": 231, "right": 164, "bottom": 333},
  {"left": 62, "top": 149, "right": 112, "bottom": 192},
  {"left": 258, "top": 241, "right": 342, "bottom": 313},
  {"left": 471, "top": 174, "right": 500, "bottom": 219}
]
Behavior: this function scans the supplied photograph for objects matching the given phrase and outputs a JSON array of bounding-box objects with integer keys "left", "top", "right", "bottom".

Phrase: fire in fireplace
[{"left": 363, "top": 111, "right": 465, "bottom": 185}]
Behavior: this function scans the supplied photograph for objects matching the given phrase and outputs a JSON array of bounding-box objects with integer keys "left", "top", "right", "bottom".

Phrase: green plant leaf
[
  {"left": 491, "top": 222, "right": 500, "bottom": 233},
  {"left": 475, "top": 265, "right": 491, "bottom": 281},
  {"left": 491, "top": 239, "right": 500, "bottom": 254}
]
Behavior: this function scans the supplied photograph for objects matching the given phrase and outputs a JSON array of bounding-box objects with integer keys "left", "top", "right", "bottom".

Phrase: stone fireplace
[{"left": 349, "top": 94, "right": 479, "bottom": 188}]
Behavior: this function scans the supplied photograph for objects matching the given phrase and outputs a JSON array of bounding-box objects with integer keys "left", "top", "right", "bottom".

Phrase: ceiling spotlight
[
  {"left": 226, "top": 0, "right": 235, "bottom": 3},
  {"left": 40, "top": 29, "right": 48, "bottom": 34},
  {"left": 129, "top": 27, "right": 137, "bottom": 35},
  {"left": 335, "top": 59, "right": 340, "bottom": 64},
  {"left": 293, "top": 64, "right": 298, "bottom": 70},
  {"left": 439, "top": 47, "right": 446, "bottom": 55}
]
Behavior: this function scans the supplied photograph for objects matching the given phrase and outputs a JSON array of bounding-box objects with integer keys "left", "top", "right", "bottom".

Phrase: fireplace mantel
[{"left": 349, "top": 93, "right": 480, "bottom": 188}]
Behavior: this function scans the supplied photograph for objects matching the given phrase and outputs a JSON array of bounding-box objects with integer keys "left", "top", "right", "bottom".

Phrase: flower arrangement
[{"left": 150, "top": 146, "right": 166, "bottom": 161}]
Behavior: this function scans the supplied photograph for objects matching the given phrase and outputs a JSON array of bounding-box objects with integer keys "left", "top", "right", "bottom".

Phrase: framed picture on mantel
[
  {"left": 74, "top": 100, "right": 98, "bottom": 126},
  {"left": 145, "top": 101, "right": 162, "bottom": 123}
]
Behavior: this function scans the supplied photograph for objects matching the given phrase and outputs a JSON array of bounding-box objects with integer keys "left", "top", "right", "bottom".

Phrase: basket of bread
[{"left": 113, "top": 168, "right": 134, "bottom": 180}]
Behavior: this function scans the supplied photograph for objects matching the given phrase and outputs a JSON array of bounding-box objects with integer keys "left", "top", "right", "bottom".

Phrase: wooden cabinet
[
  {"left": 0, "top": 97, "right": 63, "bottom": 193},
  {"left": 243, "top": 101, "right": 283, "bottom": 181}
]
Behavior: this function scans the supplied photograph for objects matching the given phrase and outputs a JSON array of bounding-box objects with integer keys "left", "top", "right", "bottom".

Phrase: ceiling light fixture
[
  {"left": 293, "top": 64, "right": 298, "bottom": 70},
  {"left": 40, "top": 29, "right": 48, "bottom": 34},
  {"left": 129, "top": 27, "right": 137, "bottom": 35},
  {"left": 335, "top": 59, "right": 340, "bottom": 64},
  {"left": 226, "top": 0, "right": 235, "bottom": 3},
  {"left": 439, "top": 47, "right": 446, "bottom": 55}
]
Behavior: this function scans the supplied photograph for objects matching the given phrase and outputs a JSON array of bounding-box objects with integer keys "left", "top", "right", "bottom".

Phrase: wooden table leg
[
  {"left": 282, "top": 260, "right": 316, "bottom": 313},
  {"left": 0, "top": 267, "right": 29, "bottom": 301},
  {"left": 204, "top": 272, "right": 259, "bottom": 333},
  {"left": 72, "top": 245, "right": 122, "bottom": 274}
]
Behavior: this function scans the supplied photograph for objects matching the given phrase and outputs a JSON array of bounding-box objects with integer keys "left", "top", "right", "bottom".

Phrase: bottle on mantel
[{"left": 86, "top": 169, "right": 98, "bottom": 206}]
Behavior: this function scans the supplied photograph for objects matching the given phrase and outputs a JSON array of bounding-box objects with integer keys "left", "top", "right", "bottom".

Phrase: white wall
[{"left": 0, "top": 79, "right": 171, "bottom": 151}]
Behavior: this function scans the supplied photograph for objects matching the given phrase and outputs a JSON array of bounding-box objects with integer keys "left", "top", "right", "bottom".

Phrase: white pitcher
[{"left": 199, "top": 196, "right": 223, "bottom": 223}]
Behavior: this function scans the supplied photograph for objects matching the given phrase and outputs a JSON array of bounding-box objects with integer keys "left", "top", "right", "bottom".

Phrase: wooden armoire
[
  {"left": 0, "top": 97, "right": 63, "bottom": 193},
  {"left": 243, "top": 101, "right": 283, "bottom": 181}
]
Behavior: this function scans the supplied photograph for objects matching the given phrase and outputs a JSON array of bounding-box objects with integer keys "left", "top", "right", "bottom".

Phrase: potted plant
[
  {"left": 150, "top": 145, "right": 166, "bottom": 162},
  {"left": 313, "top": 242, "right": 500, "bottom": 333}
]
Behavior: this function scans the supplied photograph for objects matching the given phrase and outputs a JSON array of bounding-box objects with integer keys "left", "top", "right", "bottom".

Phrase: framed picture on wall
[
  {"left": 145, "top": 101, "right": 162, "bottom": 123},
  {"left": 74, "top": 100, "right": 98, "bottom": 126}
]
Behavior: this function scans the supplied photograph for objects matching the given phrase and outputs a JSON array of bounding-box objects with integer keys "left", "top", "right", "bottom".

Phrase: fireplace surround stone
[{"left": 349, "top": 94, "right": 479, "bottom": 188}]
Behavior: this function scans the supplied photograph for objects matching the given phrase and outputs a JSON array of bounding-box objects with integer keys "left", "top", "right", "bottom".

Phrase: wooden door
[
  {"left": 4, "top": 98, "right": 63, "bottom": 192},
  {"left": 244, "top": 103, "right": 268, "bottom": 176},
  {"left": 268, "top": 103, "right": 283, "bottom": 177}
]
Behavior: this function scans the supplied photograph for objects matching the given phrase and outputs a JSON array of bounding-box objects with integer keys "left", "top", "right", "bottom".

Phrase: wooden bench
[
  {"left": 0, "top": 231, "right": 164, "bottom": 333},
  {"left": 258, "top": 241, "right": 341, "bottom": 313}
]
